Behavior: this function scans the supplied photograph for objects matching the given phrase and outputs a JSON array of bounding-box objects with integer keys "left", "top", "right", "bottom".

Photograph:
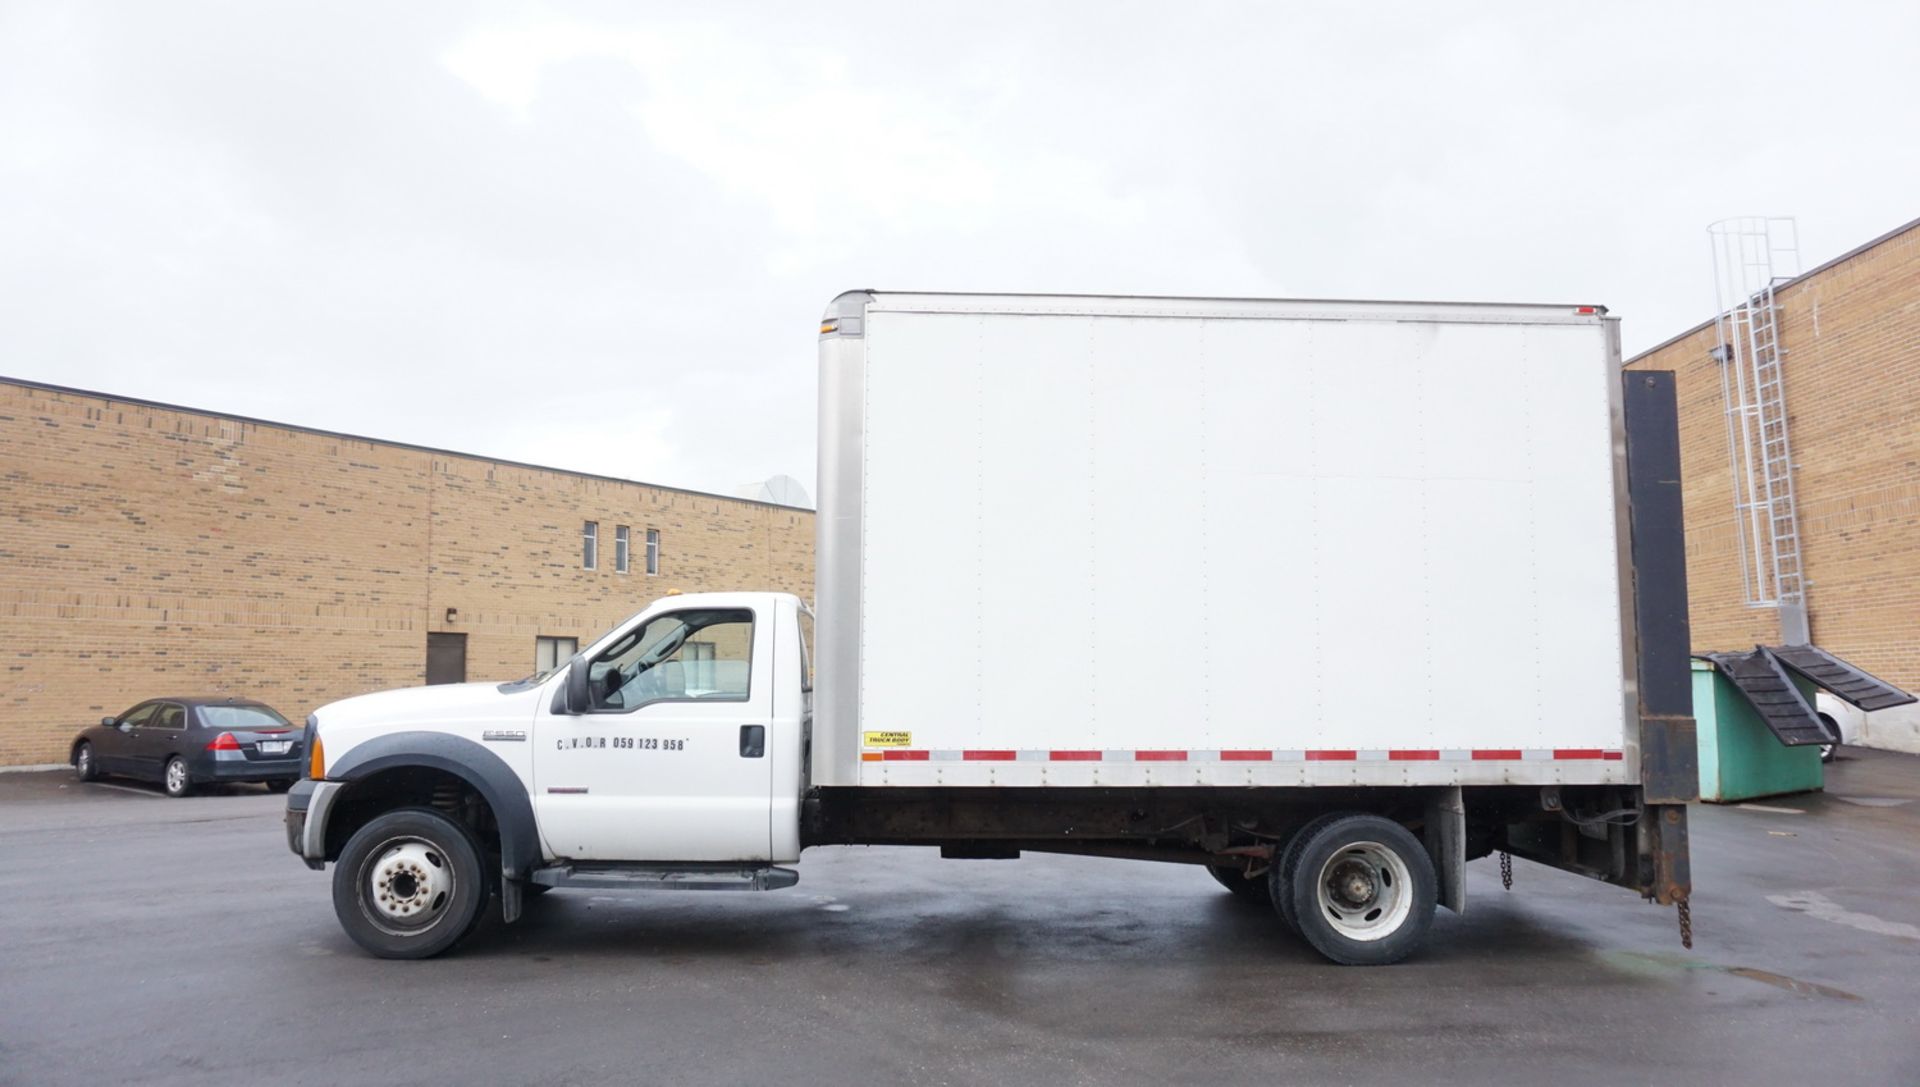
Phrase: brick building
[
  {"left": 1627, "top": 216, "right": 1920, "bottom": 751},
  {"left": 0, "top": 378, "right": 813, "bottom": 766}
]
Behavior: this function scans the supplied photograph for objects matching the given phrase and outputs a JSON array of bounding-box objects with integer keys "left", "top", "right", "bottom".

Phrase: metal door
[
  {"left": 426, "top": 633, "right": 468, "bottom": 685},
  {"left": 531, "top": 605, "right": 773, "bottom": 862}
]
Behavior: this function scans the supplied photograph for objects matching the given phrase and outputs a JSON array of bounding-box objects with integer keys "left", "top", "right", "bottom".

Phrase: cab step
[{"left": 529, "top": 863, "right": 799, "bottom": 892}]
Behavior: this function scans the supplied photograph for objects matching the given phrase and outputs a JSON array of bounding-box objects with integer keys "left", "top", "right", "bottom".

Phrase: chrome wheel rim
[
  {"left": 165, "top": 760, "right": 186, "bottom": 793},
  {"left": 361, "top": 838, "right": 456, "bottom": 935},
  {"left": 77, "top": 746, "right": 91, "bottom": 776},
  {"left": 1315, "top": 841, "right": 1413, "bottom": 942}
]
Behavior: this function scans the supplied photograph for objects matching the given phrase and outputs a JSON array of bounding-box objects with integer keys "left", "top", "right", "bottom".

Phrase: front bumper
[{"left": 283, "top": 778, "right": 341, "bottom": 871}]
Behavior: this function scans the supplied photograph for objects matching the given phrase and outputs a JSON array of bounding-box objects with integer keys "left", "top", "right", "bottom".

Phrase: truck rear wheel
[
  {"left": 1269, "top": 813, "right": 1343, "bottom": 936},
  {"left": 1283, "top": 814, "right": 1435, "bottom": 966},
  {"left": 332, "top": 807, "right": 487, "bottom": 960},
  {"left": 1207, "top": 864, "right": 1272, "bottom": 906}
]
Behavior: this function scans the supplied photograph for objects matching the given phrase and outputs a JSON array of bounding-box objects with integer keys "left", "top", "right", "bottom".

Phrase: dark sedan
[{"left": 71, "top": 697, "right": 305, "bottom": 797}]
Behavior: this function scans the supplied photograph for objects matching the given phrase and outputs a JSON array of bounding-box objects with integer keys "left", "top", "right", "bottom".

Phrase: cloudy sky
[{"left": 3, "top": 2, "right": 1915, "bottom": 502}]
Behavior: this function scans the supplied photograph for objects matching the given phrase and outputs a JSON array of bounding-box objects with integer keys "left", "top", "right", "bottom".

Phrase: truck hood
[{"left": 315, "top": 681, "right": 543, "bottom": 732}]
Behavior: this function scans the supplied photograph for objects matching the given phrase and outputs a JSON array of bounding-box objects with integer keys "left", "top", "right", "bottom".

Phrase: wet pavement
[{"left": 2, "top": 751, "right": 1918, "bottom": 1085}]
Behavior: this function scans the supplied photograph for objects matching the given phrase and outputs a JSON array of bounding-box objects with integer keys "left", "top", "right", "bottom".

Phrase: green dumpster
[{"left": 1692, "top": 657, "right": 1823, "bottom": 803}]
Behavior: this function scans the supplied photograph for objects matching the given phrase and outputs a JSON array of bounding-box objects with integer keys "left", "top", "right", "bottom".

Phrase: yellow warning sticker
[{"left": 862, "top": 731, "right": 912, "bottom": 748}]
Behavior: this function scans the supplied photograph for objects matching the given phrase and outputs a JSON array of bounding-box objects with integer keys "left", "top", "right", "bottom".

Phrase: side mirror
[
  {"left": 100, "top": 717, "right": 116, "bottom": 728},
  {"left": 565, "top": 657, "right": 592, "bottom": 715}
]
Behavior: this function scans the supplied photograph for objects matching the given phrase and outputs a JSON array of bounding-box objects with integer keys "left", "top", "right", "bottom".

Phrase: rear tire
[
  {"left": 1285, "top": 813, "right": 1436, "bottom": 966},
  {"left": 163, "top": 756, "right": 192, "bottom": 798},
  {"left": 74, "top": 742, "right": 99, "bottom": 782},
  {"left": 1208, "top": 864, "right": 1272, "bottom": 906},
  {"left": 1270, "top": 813, "right": 1345, "bottom": 936},
  {"left": 332, "top": 808, "right": 487, "bottom": 960}
]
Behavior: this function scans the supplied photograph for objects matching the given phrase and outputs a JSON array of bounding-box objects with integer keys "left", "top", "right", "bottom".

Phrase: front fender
[{"left": 325, "top": 731, "right": 542, "bottom": 883}]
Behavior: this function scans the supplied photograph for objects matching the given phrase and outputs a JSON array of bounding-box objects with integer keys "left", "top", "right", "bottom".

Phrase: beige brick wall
[
  {"left": 1627, "top": 220, "right": 1920, "bottom": 697},
  {"left": 0, "top": 381, "right": 813, "bottom": 765}
]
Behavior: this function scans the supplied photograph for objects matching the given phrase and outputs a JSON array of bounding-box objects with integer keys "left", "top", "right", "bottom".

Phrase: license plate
[{"left": 260, "top": 741, "right": 292, "bottom": 755}]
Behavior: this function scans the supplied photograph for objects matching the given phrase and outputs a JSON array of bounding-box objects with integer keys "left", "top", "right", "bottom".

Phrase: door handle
[{"left": 739, "top": 725, "right": 765, "bottom": 759}]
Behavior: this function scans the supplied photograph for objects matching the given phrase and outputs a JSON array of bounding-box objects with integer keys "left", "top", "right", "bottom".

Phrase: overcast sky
[{"left": 3, "top": 2, "right": 1915, "bottom": 502}]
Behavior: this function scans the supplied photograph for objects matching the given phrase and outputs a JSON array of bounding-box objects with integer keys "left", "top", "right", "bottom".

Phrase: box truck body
[{"left": 816, "top": 292, "right": 1637, "bottom": 788}]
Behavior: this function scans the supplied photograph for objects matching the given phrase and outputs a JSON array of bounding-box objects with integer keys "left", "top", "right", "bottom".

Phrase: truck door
[{"left": 532, "top": 605, "right": 773, "bottom": 862}]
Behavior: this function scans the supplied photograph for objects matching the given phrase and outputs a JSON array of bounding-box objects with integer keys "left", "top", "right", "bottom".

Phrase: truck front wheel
[
  {"left": 332, "top": 807, "right": 488, "bottom": 960},
  {"left": 1283, "top": 814, "right": 1435, "bottom": 966}
]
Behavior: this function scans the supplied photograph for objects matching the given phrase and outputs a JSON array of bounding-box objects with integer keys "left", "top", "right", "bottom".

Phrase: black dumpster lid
[
  {"left": 1763, "top": 645, "right": 1917, "bottom": 712},
  {"left": 1698, "top": 648, "right": 1831, "bottom": 747}
]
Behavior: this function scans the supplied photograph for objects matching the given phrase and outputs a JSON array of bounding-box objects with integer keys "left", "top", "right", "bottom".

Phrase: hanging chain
[
  {"left": 1677, "top": 898, "right": 1694, "bottom": 950},
  {"left": 1499, "top": 850, "right": 1512, "bottom": 890}
]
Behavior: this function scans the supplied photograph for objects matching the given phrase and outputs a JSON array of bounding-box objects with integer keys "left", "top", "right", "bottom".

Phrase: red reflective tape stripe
[
  {"left": 1389, "top": 750, "right": 1440, "bottom": 761},
  {"left": 1220, "top": 750, "right": 1273, "bottom": 761},
  {"left": 1471, "top": 749, "right": 1523, "bottom": 761},
  {"left": 1049, "top": 750, "right": 1102, "bottom": 761},
  {"left": 882, "top": 750, "right": 929, "bottom": 761},
  {"left": 1601, "top": 750, "right": 1625, "bottom": 761},
  {"left": 1305, "top": 750, "right": 1357, "bottom": 761},
  {"left": 1554, "top": 749, "right": 1605, "bottom": 760},
  {"left": 962, "top": 750, "right": 1016, "bottom": 761},
  {"left": 1134, "top": 750, "right": 1188, "bottom": 762}
]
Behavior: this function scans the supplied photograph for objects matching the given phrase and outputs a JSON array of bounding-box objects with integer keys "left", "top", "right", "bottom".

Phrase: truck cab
[{"left": 285, "top": 591, "right": 809, "bottom": 958}]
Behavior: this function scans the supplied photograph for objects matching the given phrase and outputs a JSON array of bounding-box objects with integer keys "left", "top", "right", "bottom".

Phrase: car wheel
[
  {"left": 266, "top": 779, "right": 294, "bottom": 794},
  {"left": 1208, "top": 863, "right": 1273, "bottom": 906},
  {"left": 1817, "top": 713, "right": 1840, "bottom": 763},
  {"left": 1284, "top": 813, "right": 1436, "bottom": 966},
  {"left": 332, "top": 807, "right": 487, "bottom": 960},
  {"left": 75, "top": 742, "right": 99, "bottom": 783},
  {"left": 163, "top": 756, "right": 193, "bottom": 798}
]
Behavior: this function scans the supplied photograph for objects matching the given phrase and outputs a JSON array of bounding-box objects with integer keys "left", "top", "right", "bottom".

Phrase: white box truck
[{"left": 284, "top": 292, "right": 1698, "bottom": 965}]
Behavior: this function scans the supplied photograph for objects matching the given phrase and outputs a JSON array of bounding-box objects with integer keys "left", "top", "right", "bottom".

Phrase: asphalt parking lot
[{"left": 3, "top": 755, "right": 1919, "bottom": 1086}]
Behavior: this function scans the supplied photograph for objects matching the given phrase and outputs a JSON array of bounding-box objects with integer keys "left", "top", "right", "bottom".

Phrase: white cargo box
[{"left": 813, "top": 293, "right": 1635, "bottom": 790}]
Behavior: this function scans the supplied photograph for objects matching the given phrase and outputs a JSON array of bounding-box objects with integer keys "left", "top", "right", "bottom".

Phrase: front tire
[
  {"left": 1284, "top": 814, "right": 1436, "bottom": 966},
  {"left": 332, "top": 808, "right": 487, "bottom": 960},
  {"left": 163, "top": 756, "right": 192, "bottom": 798},
  {"left": 75, "top": 742, "right": 99, "bottom": 782}
]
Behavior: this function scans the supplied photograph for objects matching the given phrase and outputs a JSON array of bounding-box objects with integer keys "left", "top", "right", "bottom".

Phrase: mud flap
[{"left": 1425, "top": 786, "right": 1466, "bottom": 914}]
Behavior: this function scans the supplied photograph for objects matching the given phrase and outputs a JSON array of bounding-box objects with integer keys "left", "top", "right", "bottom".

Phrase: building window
[
  {"left": 582, "top": 521, "right": 598, "bottom": 569},
  {"left": 535, "top": 635, "right": 579, "bottom": 674},
  {"left": 615, "top": 525, "right": 630, "bottom": 573},
  {"left": 646, "top": 528, "right": 660, "bottom": 575}
]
